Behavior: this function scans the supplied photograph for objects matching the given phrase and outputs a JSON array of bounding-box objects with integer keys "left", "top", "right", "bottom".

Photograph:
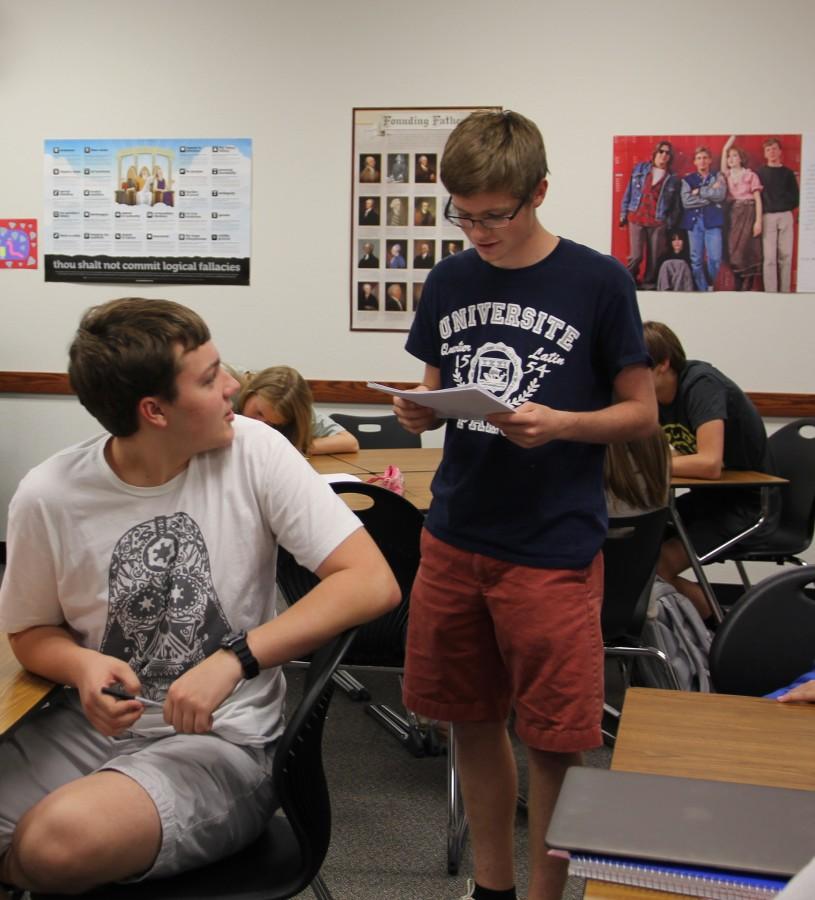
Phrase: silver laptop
[{"left": 546, "top": 767, "right": 815, "bottom": 878}]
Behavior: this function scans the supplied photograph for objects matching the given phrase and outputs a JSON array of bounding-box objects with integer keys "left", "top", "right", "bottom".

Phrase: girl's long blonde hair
[
  {"left": 604, "top": 429, "right": 671, "bottom": 512},
  {"left": 236, "top": 365, "right": 314, "bottom": 454}
]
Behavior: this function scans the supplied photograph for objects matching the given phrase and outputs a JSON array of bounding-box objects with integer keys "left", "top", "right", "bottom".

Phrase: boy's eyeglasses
[{"left": 444, "top": 195, "right": 528, "bottom": 230}]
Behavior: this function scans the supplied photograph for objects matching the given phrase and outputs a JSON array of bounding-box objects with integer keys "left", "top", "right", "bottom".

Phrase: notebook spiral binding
[{"left": 568, "top": 853, "right": 787, "bottom": 899}]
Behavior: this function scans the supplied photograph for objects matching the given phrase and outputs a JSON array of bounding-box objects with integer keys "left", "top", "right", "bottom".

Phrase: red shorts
[{"left": 403, "top": 530, "right": 604, "bottom": 752}]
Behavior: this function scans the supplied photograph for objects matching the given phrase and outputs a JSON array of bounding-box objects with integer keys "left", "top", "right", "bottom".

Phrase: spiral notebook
[
  {"left": 561, "top": 853, "right": 787, "bottom": 898},
  {"left": 547, "top": 767, "right": 815, "bottom": 897}
]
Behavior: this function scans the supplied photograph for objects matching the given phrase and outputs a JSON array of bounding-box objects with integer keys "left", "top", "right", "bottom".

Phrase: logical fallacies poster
[
  {"left": 612, "top": 133, "right": 815, "bottom": 293},
  {"left": 44, "top": 139, "right": 251, "bottom": 285},
  {"left": 350, "top": 107, "right": 497, "bottom": 332}
]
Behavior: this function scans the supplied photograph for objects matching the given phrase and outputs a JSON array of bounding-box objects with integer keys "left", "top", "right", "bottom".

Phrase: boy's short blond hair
[{"left": 440, "top": 109, "right": 549, "bottom": 199}]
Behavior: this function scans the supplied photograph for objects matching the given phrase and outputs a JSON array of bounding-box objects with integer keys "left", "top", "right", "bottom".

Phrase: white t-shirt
[{"left": 0, "top": 416, "right": 360, "bottom": 746}]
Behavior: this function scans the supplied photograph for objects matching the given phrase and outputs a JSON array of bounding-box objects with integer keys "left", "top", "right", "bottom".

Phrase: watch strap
[{"left": 221, "top": 630, "right": 260, "bottom": 680}]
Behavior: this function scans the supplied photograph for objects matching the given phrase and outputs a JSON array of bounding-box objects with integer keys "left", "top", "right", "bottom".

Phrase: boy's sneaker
[{"left": 457, "top": 879, "right": 476, "bottom": 899}]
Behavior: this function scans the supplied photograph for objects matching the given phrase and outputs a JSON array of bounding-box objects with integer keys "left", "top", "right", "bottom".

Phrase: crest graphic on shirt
[
  {"left": 468, "top": 342, "right": 523, "bottom": 402},
  {"left": 100, "top": 512, "right": 230, "bottom": 701},
  {"left": 663, "top": 422, "right": 696, "bottom": 456}
]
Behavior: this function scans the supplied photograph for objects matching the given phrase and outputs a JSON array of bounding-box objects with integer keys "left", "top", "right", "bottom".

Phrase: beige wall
[{"left": 1, "top": 0, "right": 813, "bottom": 564}]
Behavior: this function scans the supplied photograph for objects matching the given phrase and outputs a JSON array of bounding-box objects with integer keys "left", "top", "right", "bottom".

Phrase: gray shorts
[{"left": 0, "top": 690, "right": 277, "bottom": 880}]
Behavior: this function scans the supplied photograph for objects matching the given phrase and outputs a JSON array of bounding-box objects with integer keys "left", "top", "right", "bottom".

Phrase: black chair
[
  {"left": 330, "top": 413, "right": 421, "bottom": 449},
  {"left": 34, "top": 628, "right": 358, "bottom": 900},
  {"left": 719, "top": 418, "right": 815, "bottom": 588},
  {"left": 277, "top": 481, "right": 430, "bottom": 756},
  {"left": 279, "top": 483, "right": 460, "bottom": 875},
  {"left": 601, "top": 508, "right": 681, "bottom": 742},
  {"left": 709, "top": 566, "right": 815, "bottom": 696}
]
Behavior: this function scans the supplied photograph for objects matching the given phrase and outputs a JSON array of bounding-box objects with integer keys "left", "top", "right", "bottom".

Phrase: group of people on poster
[
  {"left": 618, "top": 136, "right": 799, "bottom": 292},
  {"left": 118, "top": 164, "right": 173, "bottom": 207}
]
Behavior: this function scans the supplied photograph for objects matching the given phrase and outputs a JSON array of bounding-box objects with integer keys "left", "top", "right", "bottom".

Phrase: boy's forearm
[
  {"left": 555, "top": 397, "right": 657, "bottom": 445},
  {"left": 249, "top": 528, "right": 399, "bottom": 670},
  {"left": 9, "top": 624, "right": 91, "bottom": 685},
  {"left": 670, "top": 452, "right": 722, "bottom": 479},
  {"left": 250, "top": 560, "right": 398, "bottom": 669}
]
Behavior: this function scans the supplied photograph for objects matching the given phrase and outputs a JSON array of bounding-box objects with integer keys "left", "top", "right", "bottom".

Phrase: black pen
[{"left": 101, "top": 684, "right": 163, "bottom": 708}]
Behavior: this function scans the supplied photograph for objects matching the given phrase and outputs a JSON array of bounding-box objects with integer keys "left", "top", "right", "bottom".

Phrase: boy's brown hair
[
  {"left": 68, "top": 297, "right": 210, "bottom": 437},
  {"left": 642, "top": 320, "right": 686, "bottom": 373},
  {"left": 440, "top": 109, "right": 549, "bottom": 199}
]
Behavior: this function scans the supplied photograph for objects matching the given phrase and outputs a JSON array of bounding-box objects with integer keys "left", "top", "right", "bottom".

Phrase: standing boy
[
  {"left": 0, "top": 298, "right": 398, "bottom": 895},
  {"left": 393, "top": 110, "right": 657, "bottom": 900},
  {"left": 680, "top": 146, "right": 727, "bottom": 292},
  {"left": 758, "top": 137, "right": 799, "bottom": 292},
  {"left": 618, "top": 139, "right": 680, "bottom": 289}
]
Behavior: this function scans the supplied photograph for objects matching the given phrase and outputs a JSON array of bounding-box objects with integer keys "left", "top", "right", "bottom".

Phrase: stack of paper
[{"left": 366, "top": 381, "right": 513, "bottom": 420}]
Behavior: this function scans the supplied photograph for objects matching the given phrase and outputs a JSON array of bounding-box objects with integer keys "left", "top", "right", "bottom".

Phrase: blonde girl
[{"left": 236, "top": 366, "right": 359, "bottom": 455}]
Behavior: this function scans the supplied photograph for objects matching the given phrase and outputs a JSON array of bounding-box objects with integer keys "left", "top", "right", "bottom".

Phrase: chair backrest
[
  {"left": 277, "top": 482, "right": 424, "bottom": 667},
  {"left": 270, "top": 627, "right": 358, "bottom": 895},
  {"left": 709, "top": 566, "right": 815, "bottom": 696},
  {"left": 330, "top": 413, "right": 421, "bottom": 449},
  {"left": 767, "top": 418, "right": 815, "bottom": 553},
  {"left": 601, "top": 507, "right": 671, "bottom": 641}
]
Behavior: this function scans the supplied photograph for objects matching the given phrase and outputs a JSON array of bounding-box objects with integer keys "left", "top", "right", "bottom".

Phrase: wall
[{"left": 1, "top": 0, "right": 813, "bottom": 549}]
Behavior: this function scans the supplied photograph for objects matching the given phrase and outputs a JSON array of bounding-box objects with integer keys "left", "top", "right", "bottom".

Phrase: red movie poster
[{"left": 612, "top": 134, "right": 801, "bottom": 292}]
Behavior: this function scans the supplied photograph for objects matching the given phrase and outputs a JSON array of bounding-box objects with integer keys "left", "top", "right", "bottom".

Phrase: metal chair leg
[
  {"left": 365, "top": 703, "right": 427, "bottom": 757},
  {"left": 331, "top": 669, "right": 371, "bottom": 701},
  {"left": 311, "top": 872, "right": 335, "bottom": 900},
  {"left": 735, "top": 560, "right": 752, "bottom": 590}
]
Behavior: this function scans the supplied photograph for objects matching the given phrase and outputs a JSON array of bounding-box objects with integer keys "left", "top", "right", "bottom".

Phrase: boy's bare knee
[{"left": 12, "top": 796, "right": 104, "bottom": 892}]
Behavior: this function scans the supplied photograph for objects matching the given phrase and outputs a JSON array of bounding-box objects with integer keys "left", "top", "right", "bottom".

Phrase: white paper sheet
[{"left": 367, "top": 381, "right": 513, "bottom": 420}]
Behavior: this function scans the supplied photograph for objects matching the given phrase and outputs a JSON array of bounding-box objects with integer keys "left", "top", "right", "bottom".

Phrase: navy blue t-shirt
[{"left": 406, "top": 238, "right": 649, "bottom": 569}]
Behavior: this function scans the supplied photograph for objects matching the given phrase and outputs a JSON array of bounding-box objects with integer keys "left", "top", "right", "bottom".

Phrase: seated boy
[
  {"left": 643, "top": 320, "right": 778, "bottom": 620},
  {"left": 0, "top": 297, "right": 399, "bottom": 895}
]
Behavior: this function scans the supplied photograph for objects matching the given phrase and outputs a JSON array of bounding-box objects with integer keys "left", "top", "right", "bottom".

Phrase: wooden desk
[
  {"left": 317, "top": 447, "right": 441, "bottom": 511},
  {"left": 330, "top": 447, "right": 442, "bottom": 474},
  {"left": 669, "top": 470, "right": 787, "bottom": 622},
  {"left": 308, "top": 454, "right": 370, "bottom": 476},
  {"left": 0, "top": 633, "right": 56, "bottom": 737},
  {"left": 671, "top": 470, "right": 787, "bottom": 490},
  {"left": 584, "top": 688, "right": 815, "bottom": 899}
]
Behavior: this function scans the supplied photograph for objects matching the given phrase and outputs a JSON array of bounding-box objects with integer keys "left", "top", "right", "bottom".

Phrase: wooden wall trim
[
  {"left": 0, "top": 372, "right": 75, "bottom": 395},
  {"left": 748, "top": 393, "right": 815, "bottom": 419},
  {"left": 0, "top": 372, "right": 813, "bottom": 418}
]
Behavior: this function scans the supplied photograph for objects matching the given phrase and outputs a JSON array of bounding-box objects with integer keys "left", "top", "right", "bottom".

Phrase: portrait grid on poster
[
  {"left": 612, "top": 133, "right": 814, "bottom": 294},
  {"left": 351, "top": 107, "right": 499, "bottom": 332},
  {"left": 44, "top": 139, "right": 252, "bottom": 285}
]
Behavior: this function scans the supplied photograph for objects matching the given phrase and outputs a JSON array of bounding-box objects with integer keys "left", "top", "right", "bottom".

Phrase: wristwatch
[{"left": 220, "top": 630, "right": 260, "bottom": 680}]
